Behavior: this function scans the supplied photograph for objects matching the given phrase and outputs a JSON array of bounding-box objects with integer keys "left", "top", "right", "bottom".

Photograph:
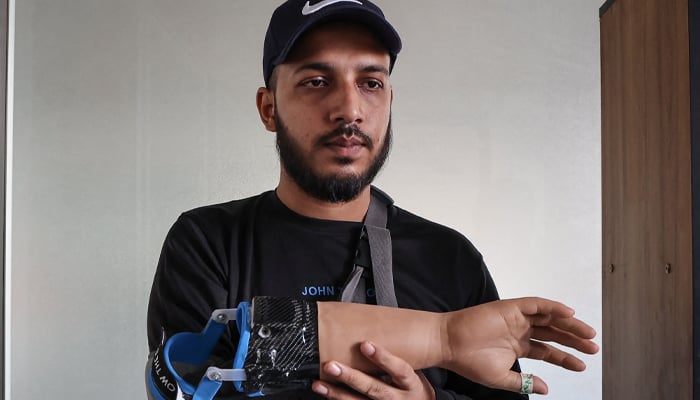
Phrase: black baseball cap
[{"left": 262, "top": 0, "right": 402, "bottom": 87}]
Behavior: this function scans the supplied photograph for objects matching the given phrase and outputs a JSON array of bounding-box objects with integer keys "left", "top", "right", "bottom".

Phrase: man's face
[{"left": 265, "top": 22, "right": 394, "bottom": 203}]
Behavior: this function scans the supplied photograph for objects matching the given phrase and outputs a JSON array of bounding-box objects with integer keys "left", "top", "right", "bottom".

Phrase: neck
[{"left": 275, "top": 174, "right": 371, "bottom": 222}]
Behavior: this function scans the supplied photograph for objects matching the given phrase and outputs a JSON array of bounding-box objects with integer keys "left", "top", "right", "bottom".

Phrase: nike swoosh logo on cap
[{"left": 302, "top": 0, "right": 363, "bottom": 15}]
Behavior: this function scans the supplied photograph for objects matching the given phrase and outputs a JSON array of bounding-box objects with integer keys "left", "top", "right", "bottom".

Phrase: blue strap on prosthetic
[
  {"left": 232, "top": 302, "right": 262, "bottom": 396},
  {"left": 156, "top": 303, "right": 249, "bottom": 399},
  {"left": 193, "top": 302, "right": 257, "bottom": 399}
]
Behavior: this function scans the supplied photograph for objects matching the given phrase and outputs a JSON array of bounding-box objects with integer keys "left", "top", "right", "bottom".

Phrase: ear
[{"left": 256, "top": 87, "right": 277, "bottom": 132}]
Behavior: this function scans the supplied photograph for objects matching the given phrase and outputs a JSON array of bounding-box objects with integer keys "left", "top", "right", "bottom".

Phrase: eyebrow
[{"left": 293, "top": 62, "right": 390, "bottom": 76}]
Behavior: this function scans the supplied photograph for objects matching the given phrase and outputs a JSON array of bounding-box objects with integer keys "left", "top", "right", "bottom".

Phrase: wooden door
[{"left": 600, "top": 0, "right": 695, "bottom": 398}]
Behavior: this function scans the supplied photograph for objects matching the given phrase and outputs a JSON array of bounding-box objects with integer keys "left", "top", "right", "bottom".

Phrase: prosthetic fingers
[{"left": 148, "top": 297, "right": 320, "bottom": 400}]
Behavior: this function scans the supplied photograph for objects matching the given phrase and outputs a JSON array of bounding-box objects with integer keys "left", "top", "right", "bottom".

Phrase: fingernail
[
  {"left": 326, "top": 362, "right": 342, "bottom": 376},
  {"left": 361, "top": 341, "right": 376, "bottom": 356},
  {"left": 312, "top": 382, "right": 329, "bottom": 395}
]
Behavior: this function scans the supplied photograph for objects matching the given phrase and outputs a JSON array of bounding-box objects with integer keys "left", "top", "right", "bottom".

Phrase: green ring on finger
[{"left": 520, "top": 373, "right": 534, "bottom": 394}]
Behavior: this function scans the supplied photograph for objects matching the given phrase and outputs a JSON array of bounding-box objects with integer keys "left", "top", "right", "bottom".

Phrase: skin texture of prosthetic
[{"left": 315, "top": 297, "right": 598, "bottom": 396}]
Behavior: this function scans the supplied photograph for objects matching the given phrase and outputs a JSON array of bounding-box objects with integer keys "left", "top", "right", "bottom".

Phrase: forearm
[
  {"left": 317, "top": 301, "right": 447, "bottom": 378},
  {"left": 316, "top": 297, "right": 598, "bottom": 395},
  {"left": 241, "top": 298, "right": 448, "bottom": 386}
]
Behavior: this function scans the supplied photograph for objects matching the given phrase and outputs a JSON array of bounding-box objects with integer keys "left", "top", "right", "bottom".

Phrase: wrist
[{"left": 438, "top": 312, "right": 454, "bottom": 371}]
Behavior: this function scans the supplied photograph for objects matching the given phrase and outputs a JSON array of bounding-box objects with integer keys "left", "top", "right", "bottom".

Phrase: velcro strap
[{"left": 148, "top": 343, "right": 186, "bottom": 400}]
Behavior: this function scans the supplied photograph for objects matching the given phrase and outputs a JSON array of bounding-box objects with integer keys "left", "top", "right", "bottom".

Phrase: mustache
[{"left": 316, "top": 125, "right": 374, "bottom": 151}]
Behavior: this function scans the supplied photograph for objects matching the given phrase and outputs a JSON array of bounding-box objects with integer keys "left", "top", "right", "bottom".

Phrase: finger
[
  {"left": 320, "top": 361, "right": 393, "bottom": 399},
  {"left": 359, "top": 341, "right": 419, "bottom": 389},
  {"left": 312, "top": 380, "right": 366, "bottom": 400},
  {"left": 550, "top": 316, "right": 598, "bottom": 340},
  {"left": 517, "top": 297, "right": 575, "bottom": 319},
  {"left": 503, "top": 371, "right": 549, "bottom": 395},
  {"left": 528, "top": 313, "right": 597, "bottom": 341},
  {"left": 525, "top": 340, "right": 587, "bottom": 371},
  {"left": 531, "top": 325, "right": 599, "bottom": 355}
]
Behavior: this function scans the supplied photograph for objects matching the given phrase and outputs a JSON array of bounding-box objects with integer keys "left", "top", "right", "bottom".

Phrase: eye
[
  {"left": 362, "top": 79, "right": 384, "bottom": 90},
  {"left": 301, "top": 78, "right": 328, "bottom": 88}
]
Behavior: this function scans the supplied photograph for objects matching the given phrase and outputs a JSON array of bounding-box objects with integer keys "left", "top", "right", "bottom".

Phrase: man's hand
[
  {"left": 312, "top": 341, "right": 436, "bottom": 400},
  {"left": 441, "top": 297, "right": 599, "bottom": 395}
]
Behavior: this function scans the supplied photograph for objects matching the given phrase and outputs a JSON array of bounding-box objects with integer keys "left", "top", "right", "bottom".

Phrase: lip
[{"left": 324, "top": 137, "right": 366, "bottom": 157}]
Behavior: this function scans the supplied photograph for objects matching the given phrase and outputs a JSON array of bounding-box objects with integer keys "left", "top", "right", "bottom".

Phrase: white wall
[{"left": 7, "top": 1, "right": 601, "bottom": 399}]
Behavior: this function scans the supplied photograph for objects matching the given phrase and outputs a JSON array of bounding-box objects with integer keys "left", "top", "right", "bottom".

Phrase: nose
[{"left": 328, "top": 81, "right": 363, "bottom": 125}]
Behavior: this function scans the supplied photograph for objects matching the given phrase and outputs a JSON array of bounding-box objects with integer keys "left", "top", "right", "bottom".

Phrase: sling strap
[{"left": 339, "top": 187, "right": 398, "bottom": 307}]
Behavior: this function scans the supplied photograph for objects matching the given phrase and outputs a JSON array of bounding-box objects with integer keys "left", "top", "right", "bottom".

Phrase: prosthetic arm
[{"left": 147, "top": 296, "right": 598, "bottom": 400}]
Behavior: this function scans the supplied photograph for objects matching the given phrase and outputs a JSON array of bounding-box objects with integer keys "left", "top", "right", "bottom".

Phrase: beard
[{"left": 275, "top": 114, "right": 392, "bottom": 203}]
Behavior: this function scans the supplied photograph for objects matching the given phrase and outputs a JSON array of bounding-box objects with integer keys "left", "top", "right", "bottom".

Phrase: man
[{"left": 148, "top": 1, "right": 540, "bottom": 399}]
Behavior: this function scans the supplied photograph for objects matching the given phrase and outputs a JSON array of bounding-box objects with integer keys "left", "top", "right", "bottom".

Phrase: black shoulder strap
[{"left": 339, "top": 187, "right": 398, "bottom": 307}]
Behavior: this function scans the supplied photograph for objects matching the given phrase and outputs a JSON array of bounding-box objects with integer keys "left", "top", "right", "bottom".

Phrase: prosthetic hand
[
  {"left": 147, "top": 296, "right": 598, "bottom": 399},
  {"left": 440, "top": 297, "right": 598, "bottom": 394}
]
